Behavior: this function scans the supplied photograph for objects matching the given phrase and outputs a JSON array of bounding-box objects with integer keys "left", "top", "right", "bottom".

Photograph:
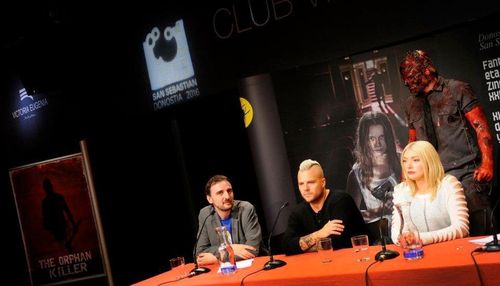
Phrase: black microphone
[
  {"left": 189, "top": 208, "right": 215, "bottom": 277},
  {"left": 484, "top": 195, "right": 500, "bottom": 252},
  {"left": 374, "top": 182, "right": 399, "bottom": 261},
  {"left": 263, "top": 201, "right": 289, "bottom": 270}
]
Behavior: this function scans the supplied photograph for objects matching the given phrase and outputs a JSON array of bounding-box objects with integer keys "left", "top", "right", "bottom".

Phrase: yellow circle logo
[{"left": 240, "top": 97, "right": 253, "bottom": 128}]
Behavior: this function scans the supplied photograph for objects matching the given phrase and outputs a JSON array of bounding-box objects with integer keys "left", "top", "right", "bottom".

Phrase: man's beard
[
  {"left": 217, "top": 201, "right": 233, "bottom": 211},
  {"left": 308, "top": 190, "right": 325, "bottom": 204}
]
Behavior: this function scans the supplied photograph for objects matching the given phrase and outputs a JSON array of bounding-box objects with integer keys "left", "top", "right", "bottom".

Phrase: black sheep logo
[{"left": 148, "top": 26, "right": 178, "bottom": 62}]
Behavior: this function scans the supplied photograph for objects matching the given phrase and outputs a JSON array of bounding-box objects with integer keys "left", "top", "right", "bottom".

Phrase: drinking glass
[
  {"left": 317, "top": 237, "right": 333, "bottom": 263},
  {"left": 351, "top": 235, "right": 370, "bottom": 262},
  {"left": 169, "top": 256, "right": 188, "bottom": 278}
]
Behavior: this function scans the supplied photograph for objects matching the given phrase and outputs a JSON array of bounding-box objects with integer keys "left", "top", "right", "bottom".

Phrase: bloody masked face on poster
[{"left": 399, "top": 50, "right": 438, "bottom": 95}]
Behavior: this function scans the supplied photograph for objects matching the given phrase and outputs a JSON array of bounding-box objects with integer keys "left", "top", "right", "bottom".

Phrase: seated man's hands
[
  {"left": 197, "top": 252, "right": 218, "bottom": 265},
  {"left": 231, "top": 244, "right": 256, "bottom": 260}
]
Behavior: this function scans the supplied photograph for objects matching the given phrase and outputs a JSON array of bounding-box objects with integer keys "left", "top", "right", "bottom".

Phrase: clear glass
[
  {"left": 351, "top": 234, "right": 370, "bottom": 262},
  {"left": 317, "top": 237, "right": 333, "bottom": 263},
  {"left": 169, "top": 256, "right": 188, "bottom": 279},
  {"left": 215, "top": 226, "right": 237, "bottom": 274},
  {"left": 396, "top": 202, "right": 424, "bottom": 260}
]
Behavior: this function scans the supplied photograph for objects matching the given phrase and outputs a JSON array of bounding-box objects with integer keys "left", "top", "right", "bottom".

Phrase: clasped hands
[
  {"left": 197, "top": 244, "right": 256, "bottom": 266},
  {"left": 398, "top": 232, "right": 422, "bottom": 248}
]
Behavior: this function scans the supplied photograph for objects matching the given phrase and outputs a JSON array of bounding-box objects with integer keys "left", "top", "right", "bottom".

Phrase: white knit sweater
[{"left": 391, "top": 175, "right": 470, "bottom": 245}]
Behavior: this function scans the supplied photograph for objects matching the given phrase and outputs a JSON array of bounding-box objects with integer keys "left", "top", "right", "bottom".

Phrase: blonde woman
[{"left": 391, "top": 141, "right": 469, "bottom": 245}]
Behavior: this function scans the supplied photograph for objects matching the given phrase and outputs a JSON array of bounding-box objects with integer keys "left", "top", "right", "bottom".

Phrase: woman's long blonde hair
[{"left": 401, "top": 141, "right": 444, "bottom": 199}]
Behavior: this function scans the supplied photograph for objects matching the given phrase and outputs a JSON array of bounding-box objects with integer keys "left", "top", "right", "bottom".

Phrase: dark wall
[{"left": 2, "top": 1, "right": 500, "bottom": 285}]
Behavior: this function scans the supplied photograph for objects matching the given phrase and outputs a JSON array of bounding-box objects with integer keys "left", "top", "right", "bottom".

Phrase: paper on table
[
  {"left": 217, "top": 258, "right": 254, "bottom": 273},
  {"left": 236, "top": 258, "right": 254, "bottom": 269},
  {"left": 469, "top": 234, "right": 500, "bottom": 245}
]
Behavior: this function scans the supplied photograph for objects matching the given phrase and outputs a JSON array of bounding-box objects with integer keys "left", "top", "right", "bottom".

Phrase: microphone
[
  {"left": 484, "top": 195, "right": 500, "bottom": 252},
  {"left": 374, "top": 182, "right": 399, "bottom": 261},
  {"left": 263, "top": 201, "right": 289, "bottom": 270},
  {"left": 189, "top": 208, "right": 215, "bottom": 277}
]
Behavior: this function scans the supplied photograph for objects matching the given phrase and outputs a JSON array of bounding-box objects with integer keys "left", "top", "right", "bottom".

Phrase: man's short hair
[
  {"left": 205, "top": 175, "right": 230, "bottom": 196},
  {"left": 299, "top": 159, "right": 324, "bottom": 177}
]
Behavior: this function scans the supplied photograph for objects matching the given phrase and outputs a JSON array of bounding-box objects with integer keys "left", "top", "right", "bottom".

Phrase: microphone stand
[
  {"left": 189, "top": 209, "right": 214, "bottom": 277},
  {"left": 375, "top": 186, "right": 399, "bottom": 261},
  {"left": 264, "top": 202, "right": 289, "bottom": 270},
  {"left": 484, "top": 195, "right": 500, "bottom": 252}
]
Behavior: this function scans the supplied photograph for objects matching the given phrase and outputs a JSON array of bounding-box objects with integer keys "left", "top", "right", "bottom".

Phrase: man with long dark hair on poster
[
  {"left": 400, "top": 49, "right": 494, "bottom": 235},
  {"left": 346, "top": 111, "right": 402, "bottom": 244},
  {"left": 42, "top": 178, "right": 79, "bottom": 253}
]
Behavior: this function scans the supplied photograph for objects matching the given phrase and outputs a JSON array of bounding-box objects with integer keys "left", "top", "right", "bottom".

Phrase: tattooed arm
[
  {"left": 299, "top": 232, "right": 320, "bottom": 251},
  {"left": 283, "top": 208, "right": 345, "bottom": 255},
  {"left": 298, "top": 220, "right": 345, "bottom": 252}
]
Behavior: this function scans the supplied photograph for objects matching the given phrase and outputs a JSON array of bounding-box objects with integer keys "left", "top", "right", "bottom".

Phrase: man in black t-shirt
[{"left": 282, "top": 159, "right": 368, "bottom": 255}]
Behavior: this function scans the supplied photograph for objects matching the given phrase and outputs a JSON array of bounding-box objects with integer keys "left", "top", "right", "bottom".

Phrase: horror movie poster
[
  {"left": 9, "top": 153, "right": 108, "bottom": 286},
  {"left": 243, "top": 15, "right": 500, "bottom": 235}
]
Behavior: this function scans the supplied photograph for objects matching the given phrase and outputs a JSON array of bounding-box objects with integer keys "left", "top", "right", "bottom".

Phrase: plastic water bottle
[
  {"left": 215, "top": 226, "right": 237, "bottom": 274},
  {"left": 396, "top": 202, "right": 424, "bottom": 260}
]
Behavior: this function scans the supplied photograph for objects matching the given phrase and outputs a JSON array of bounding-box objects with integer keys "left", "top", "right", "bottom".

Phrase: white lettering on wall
[{"left": 213, "top": 0, "right": 330, "bottom": 40}]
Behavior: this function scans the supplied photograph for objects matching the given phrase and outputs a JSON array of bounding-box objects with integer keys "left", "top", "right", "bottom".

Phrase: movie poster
[
  {"left": 269, "top": 59, "right": 408, "bottom": 191},
  {"left": 9, "top": 153, "right": 108, "bottom": 286},
  {"left": 268, "top": 14, "right": 500, "bottom": 187}
]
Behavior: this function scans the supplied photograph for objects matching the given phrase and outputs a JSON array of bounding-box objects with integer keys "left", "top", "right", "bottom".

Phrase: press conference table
[{"left": 132, "top": 237, "right": 500, "bottom": 286}]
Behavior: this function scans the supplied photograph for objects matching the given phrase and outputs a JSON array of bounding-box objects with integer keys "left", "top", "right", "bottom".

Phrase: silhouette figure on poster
[
  {"left": 41, "top": 178, "right": 79, "bottom": 252},
  {"left": 371, "top": 68, "right": 387, "bottom": 110}
]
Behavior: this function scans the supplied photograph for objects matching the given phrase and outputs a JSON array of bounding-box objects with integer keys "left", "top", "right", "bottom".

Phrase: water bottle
[
  {"left": 215, "top": 226, "right": 237, "bottom": 274},
  {"left": 396, "top": 202, "right": 424, "bottom": 260}
]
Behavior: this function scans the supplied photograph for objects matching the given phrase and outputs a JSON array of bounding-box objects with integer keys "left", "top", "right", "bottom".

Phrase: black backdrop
[{"left": 2, "top": 1, "right": 500, "bottom": 285}]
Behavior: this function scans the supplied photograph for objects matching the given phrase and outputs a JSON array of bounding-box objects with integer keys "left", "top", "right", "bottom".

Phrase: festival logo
[{"left": 143, "top": 19, "right": 200, "bottom": 110}]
